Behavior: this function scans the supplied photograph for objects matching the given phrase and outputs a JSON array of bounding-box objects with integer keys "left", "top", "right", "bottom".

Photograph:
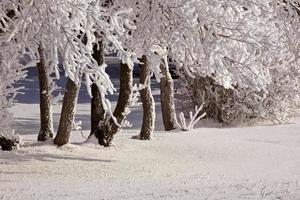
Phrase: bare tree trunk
[
  {"left": 37, "top": 45, "right": 54, "bottom": 141},
  {"left": 54, "top": 78, "right": 80, "bottom": 146},
  {"left": 91, "top": 39, "right": 105, "bottom": 134},
  {"left": 139, "top": 55, "right": 155, "bottom": 140},
  {"left": 160, "top": 59, "right": 177, "bottom": 131},
  {"left": 93, "top": 62, "right": 133, "bottom": 147}
]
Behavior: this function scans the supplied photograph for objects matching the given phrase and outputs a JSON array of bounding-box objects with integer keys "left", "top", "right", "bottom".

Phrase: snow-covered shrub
[
  {"left": 180, "top": 71, "right": 300, "bottom": 125},
  {"left": 0, "top": 48, "right": 26, "bottom": 148},
  {"left": 174, "top": 0, "right": 300, "bottom": 125},
  {"left": 0, "top": 39, "right": 26, "bottom": 147},
  {"left": 0, "top": 4, "right": 26, "bottom": 147}
]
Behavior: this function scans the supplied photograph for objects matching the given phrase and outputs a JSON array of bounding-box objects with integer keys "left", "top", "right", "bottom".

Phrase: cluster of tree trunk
[
  {"left": 3, "top": 6, "right": 178, "bottom": 149},
  {"left": 36, "top": 43, "right": 81, "bottom": 146},
  {"left": 35, "top": 40, "right": 178, "bottom": 147}
]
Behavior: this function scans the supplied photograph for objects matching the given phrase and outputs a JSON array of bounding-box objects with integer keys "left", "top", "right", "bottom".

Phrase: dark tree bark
[
  {"left": 54, "top": 78, "right": 80, "bottom": 146},
  {"left": 139, "top": 55, "right": 155, "bottom": 140},
  {"left": 93, "top": 62, "right": 133, "bottom": 147},
  {"left": 160, "top": 59, "right": 177, "bottom": 131},
  {"left": 37, "top": 45, "right": 54, "bottom": 141},
  {"left": 91, "top": 39, "right": 105, "bottom": 134}
]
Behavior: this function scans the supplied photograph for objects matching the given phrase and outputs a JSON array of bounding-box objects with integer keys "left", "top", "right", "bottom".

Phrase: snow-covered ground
[{"left": 1, "top": 63, "right": 300, "bottom": 199}]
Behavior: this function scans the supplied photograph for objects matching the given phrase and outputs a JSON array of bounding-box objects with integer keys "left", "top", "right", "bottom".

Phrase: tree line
[{"left": 1, "top": 0, "right": 300, "bottom": 150}]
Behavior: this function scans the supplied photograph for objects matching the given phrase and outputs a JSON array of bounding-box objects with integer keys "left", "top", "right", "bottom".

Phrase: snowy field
[{"left": 1, "top": 63, "right": 300, "bottom": 200}]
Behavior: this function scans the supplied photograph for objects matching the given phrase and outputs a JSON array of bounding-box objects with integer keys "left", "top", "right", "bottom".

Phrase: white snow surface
[{"left": 1, "top": 103, "right": 300, "bottom": 200}]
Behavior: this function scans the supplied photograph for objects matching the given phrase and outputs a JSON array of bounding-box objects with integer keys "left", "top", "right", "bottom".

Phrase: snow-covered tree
[
  {"left": 0, "top": 3, "right": 56, "bottom": 142},
  {"left": 118, "top": 0, "right": 189, "bottom": 138},
  {"left": 92, "top": 0, "right": 173, "bottom": 144},
  {"left": 172, "top": 0, "right": 300, "bottom": 124},
  {"left": 1, "top": 0, "right": 135, "bottom": 146},
  {"left": 2, "top": 0, "right": 300, "bottom": 149},
  {"left": 0, "top": 7, "right": 26, "bottom": 150},
  {"left": 90, "top": 0, "right": 114, "bottom": 136},
  {"left": 0, "top": 42, "right": 26, "bottom": 134}
]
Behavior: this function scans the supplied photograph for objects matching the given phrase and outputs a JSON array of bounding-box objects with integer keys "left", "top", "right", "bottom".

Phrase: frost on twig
[
  {"left": 72, "top": 120, "right": 82, "bottom": 131},
  {"left": 177, "top": 105, "right": 206, "bottom": 131}
]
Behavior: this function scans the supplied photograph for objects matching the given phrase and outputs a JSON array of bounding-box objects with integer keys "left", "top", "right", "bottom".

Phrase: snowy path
[{"left": 1, "top": 103, "right": 300, "bottom": 199}]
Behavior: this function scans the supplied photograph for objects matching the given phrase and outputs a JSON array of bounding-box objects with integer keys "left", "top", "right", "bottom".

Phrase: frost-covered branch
[{"left": 177, "top": 105, "right": 206, "bottom": 131}]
